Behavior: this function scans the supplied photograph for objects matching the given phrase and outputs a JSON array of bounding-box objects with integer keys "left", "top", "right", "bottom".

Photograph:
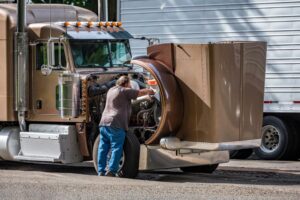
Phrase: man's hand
[{"left": 138, "top": 88, "right": 155, "bottom": 97}]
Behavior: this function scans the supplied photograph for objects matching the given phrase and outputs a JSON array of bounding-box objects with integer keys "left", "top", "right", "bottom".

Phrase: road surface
[{"left": 0, "top": 160, "right": 299, "bottom": 200}]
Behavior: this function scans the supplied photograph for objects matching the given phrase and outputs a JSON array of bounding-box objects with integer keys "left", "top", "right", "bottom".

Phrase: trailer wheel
[
  {"left": 254, "top": 116, "right": 297, "bottom": 160},
  {"left": 180, "top": 164, "right": 219, "bottom": 174},
  {"left": 93, "top": 132, "right": 140, "bottom": 178},
  {"left": 229, "top": 149, "right": 253, "bottom": 159}
]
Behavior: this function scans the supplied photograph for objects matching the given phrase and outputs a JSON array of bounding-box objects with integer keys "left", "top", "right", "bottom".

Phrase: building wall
[{"left": 120, "top": 0, "right": 300, "bottom": 112}]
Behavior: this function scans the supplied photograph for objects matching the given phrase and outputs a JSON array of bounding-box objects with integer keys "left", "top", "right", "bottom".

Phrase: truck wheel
[
  {"left": 229, "top": 149, "right": 253, "bottom": 159},
  {"left": 254, "top": 116, "right": 297, "bottom": 160},
  {"left": 93, "top": 132, "right": 140, "bottom": 178},
  {"left": 180, "top": 164, "right": 218, "bottom": 173}
]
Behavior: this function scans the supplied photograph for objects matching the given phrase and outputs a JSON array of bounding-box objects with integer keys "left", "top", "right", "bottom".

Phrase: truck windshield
[{"left": 70, "top": 40, "right": 131, "bottom": 69}]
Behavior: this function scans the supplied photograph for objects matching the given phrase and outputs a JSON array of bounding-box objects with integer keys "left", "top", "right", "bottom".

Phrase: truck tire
[
  {"left": 180, "top": 164, "right": 219, "bottom": 174},
  {"left": 229, "top": 149, "right": 253, "bottom": 159},
  {"left": 93, "top": 132, "right": 140, "bottom": 178},
  {"left": 254, "top": 116, "right": 297, "bottom": 160}
]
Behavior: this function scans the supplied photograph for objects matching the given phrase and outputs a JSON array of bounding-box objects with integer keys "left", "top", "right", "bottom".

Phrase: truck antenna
[{"left": 49, "top": 0, "right": 52, "bottom": 39}]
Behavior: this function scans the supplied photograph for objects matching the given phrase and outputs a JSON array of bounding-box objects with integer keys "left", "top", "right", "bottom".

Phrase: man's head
[{"left": 116, "top": 75, "right": 131, "bottom": 88}]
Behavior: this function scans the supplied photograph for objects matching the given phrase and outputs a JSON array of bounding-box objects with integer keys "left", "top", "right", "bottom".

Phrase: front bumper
[
  {"left": 160, "top": 137, "right": 261, "bottom": 151},
  {"left": 139, "top": 145, "right": 229, "bottom": 170}
]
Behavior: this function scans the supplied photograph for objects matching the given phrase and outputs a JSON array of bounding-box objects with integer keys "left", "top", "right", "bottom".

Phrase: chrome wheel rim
[{"left": 261, "top": 125, "right": 281, "bottom": 153}]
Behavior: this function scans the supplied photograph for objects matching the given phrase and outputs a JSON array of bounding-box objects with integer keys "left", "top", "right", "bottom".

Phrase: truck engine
[{"left": 85, "top": 72, "right": 162, "bottom": 146}]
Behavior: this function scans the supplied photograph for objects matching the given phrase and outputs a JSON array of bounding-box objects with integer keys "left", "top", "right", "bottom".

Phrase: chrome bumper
[{"left": 160, "top": 137, "right": 261, "bottom": 151}]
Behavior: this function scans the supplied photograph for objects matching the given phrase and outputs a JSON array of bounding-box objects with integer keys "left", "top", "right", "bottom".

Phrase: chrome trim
[
  {"left": 15, "top": 1, "right": 28, "bottom": 131},
  {"left": 139, "top": 145, "right": 229, "bottom": 170},
  {"left": 160, "top": 137, "right": 261, "bottom": 151},
  {"left": 14, "top": 32, "right": 29, "bottom": 131},
  {"left": 0, "top": 127, "right": 20, "bottom": 160}
]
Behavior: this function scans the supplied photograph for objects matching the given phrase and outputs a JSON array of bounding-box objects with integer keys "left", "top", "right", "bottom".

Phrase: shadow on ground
[
  {"left": 138, "top": 169, "right": 300, "bottom": 186},
  {"left": 1, "top": 160, "right": 299, "bottom": 186},
  {"left": 0, "top": 160, "right": 96, "bottom": 175}
]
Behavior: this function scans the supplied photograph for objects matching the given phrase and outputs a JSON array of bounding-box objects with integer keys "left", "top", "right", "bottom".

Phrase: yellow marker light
[
  {"left": 116, "top": 22, "right": 122, "bottom": 27},
  {"left": 111, "top": 22, "right": 117, "bottom": 27},
  {"left": 98, "top": 22, "right": 105, "bottom": 27},
  {"left": 64, "top": 21, "right": 71, "bottom": 27},
  {"left": 87, "top": 21, "right": 94, "bottom": 28},
  {"left": 105, "top": 22, "right": 112, "bottom": 27},
  {"left": 76, "top": 22, "right": 82, "bottom": 27}
]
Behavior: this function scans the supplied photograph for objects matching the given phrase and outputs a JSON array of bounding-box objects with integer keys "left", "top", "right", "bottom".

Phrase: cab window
[{"left": 36, "top": 43, "right": 66, "bottom": 70}]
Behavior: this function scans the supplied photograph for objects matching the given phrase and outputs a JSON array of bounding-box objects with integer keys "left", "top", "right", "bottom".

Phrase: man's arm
[{"left": 138, "top": 88, "right": 155, "bottom": 97}]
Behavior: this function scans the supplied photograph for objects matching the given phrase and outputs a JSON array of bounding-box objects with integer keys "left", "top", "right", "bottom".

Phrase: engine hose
[{"left": 136, "top": 107, "right": 154, "bottom": 124}]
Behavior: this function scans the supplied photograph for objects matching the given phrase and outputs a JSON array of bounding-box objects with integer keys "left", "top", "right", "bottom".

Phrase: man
[
  {"left": 98, "top": 75, "right": 155, "bottom": 177},
  {"left": 129, "top": 74, "right": 140, "bottom": 90}
]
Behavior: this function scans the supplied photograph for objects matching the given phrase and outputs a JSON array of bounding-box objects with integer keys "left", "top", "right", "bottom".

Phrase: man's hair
[{"left": 116, "top": 75, "right": 130, "bottom": 87}]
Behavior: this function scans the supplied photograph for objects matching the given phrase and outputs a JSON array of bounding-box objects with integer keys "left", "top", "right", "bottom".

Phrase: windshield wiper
[
  {"left": 77, "top": 64, "right": 108, "bottom": 71},
  {"left": 121, "top": 60, "right": 133, "bottom": 70},
  {"left": 122, "top": 63, "right": 133, "bottom": 70}
]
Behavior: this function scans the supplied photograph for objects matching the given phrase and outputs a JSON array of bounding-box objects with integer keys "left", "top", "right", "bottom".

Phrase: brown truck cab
[{"left": 0, "top": 4, "right": 267, "bottom": 178}]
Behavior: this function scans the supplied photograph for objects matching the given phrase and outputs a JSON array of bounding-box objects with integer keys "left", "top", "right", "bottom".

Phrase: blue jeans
[{"left": 97, "top": 126, "right": 126, "bottom": 175}]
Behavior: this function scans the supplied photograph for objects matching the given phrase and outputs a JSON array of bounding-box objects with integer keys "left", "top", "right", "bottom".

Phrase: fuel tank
[{"left": 132, "top": 42, "right": 266, "bottom": 145}]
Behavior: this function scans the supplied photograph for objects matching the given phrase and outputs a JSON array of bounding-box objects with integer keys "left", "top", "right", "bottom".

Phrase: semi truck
[
  {"left": 119, "top": 0, "right": 300, "bottom": 160},
  {"left": 0, "top": 3, "right": 266, "bottom": 178}
]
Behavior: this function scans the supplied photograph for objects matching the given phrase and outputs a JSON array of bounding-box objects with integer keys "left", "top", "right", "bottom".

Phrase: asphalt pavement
[{"left": 0, "top": 160, "right": 299, "bottom": 200}]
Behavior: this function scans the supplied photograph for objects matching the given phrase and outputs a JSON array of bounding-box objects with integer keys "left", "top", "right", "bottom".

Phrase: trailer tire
[
  {"left": 254, "top": 116, "right": 297, "bottom": 160},
  {"left": 229, "top": 149, "right": 253, "bottom": 159},
  {"left": 180, "top": 164, "right": 218, "bottom": 174},
  {"left": 93, "top": 132, "right": 140, "bottom": 178}
]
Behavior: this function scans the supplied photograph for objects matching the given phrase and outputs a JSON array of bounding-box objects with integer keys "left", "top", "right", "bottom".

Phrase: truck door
[{"left": 30, "top": 42, "right": 66, "bottom": 121}]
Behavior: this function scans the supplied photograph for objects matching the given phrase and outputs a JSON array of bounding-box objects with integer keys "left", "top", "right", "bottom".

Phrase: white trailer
[{"left": 118, "top": 0, "right": 300, "bottom": 160}]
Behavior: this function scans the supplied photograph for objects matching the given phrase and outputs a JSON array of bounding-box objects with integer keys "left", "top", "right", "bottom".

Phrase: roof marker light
[
  {"left": 111, "top": 22, "right": 117, "bottom": 27},
  {"left": 87, "top": 21, "right": 94, "bottom": 28},
  {"left": 64, "top": 22, "right": 71, "bottom": 27},
  {"left": 98, "top": 22, "right": 105, "bottom": 27},
  {"left": 117, "top": 22, "right": 122, "bottom": 27},
  {"left": 105, "top": 22, "right": 112, "bottom": 27},
  {"left": 76, "top": 22, "right": 82, "bottom": 27}
]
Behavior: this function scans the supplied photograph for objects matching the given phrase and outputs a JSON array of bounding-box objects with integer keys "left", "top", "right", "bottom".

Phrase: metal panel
[
  {"left": 139, "top": 42, "right": 265, "bottom": 143},
  {"left": 139, "top": 145, "right": 229, "bottom": 170},
  {"left": 120, "top": 0, "right": 300, "bottom": 112},
  {"left": 18, "top": 124, "right": 83, "bottom": 164},
  {"left": 66, "top": 30, "right": 133, "bottom": 40}
]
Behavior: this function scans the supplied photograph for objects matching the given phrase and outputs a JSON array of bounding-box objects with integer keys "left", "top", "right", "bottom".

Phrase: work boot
[{"left": 105, "top": 171, "right": 116, "bottom": 177}]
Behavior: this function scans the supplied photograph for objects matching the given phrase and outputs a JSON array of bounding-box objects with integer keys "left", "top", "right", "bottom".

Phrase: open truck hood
[{"left": 132, "top": 42, "right": 267, "bottom": 145}]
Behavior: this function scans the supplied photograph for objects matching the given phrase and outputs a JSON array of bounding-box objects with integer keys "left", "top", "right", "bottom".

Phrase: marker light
[
  {"left": 117, "top": 22, "right": 122, "bottom": 27},
  {"left": 64, "top": 21, "right": 71, "bottom": 27},
  {"left": 111, "top": 22, "right": 117, "bottom": 27},
  {"left": 87, "top": 21, "right": 94, "bottom": 28},
  {"left": 147, "top": 79, "right": 157, "bottom": 86},
  {"left": 98, "top": 22, "right": 105, "bottom": 27},
  {"left": 76, "top": 22, "right": 82, "bottom": 27},
  {"left": 59, "top": 21, "right": 123, "bottom": 28}
]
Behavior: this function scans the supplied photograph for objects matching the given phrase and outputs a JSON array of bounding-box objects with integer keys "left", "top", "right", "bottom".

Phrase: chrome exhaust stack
[{"left": 14, "top": 0, "right": 29, "bottom": 131}]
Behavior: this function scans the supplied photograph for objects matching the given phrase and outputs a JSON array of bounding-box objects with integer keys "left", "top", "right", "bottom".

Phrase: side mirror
[
  {"left": 44, "top": 38, "right": 66, "bottom": 75},
  {"left": 47, "top": 41, "right": 55, "bottom": 67}
]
